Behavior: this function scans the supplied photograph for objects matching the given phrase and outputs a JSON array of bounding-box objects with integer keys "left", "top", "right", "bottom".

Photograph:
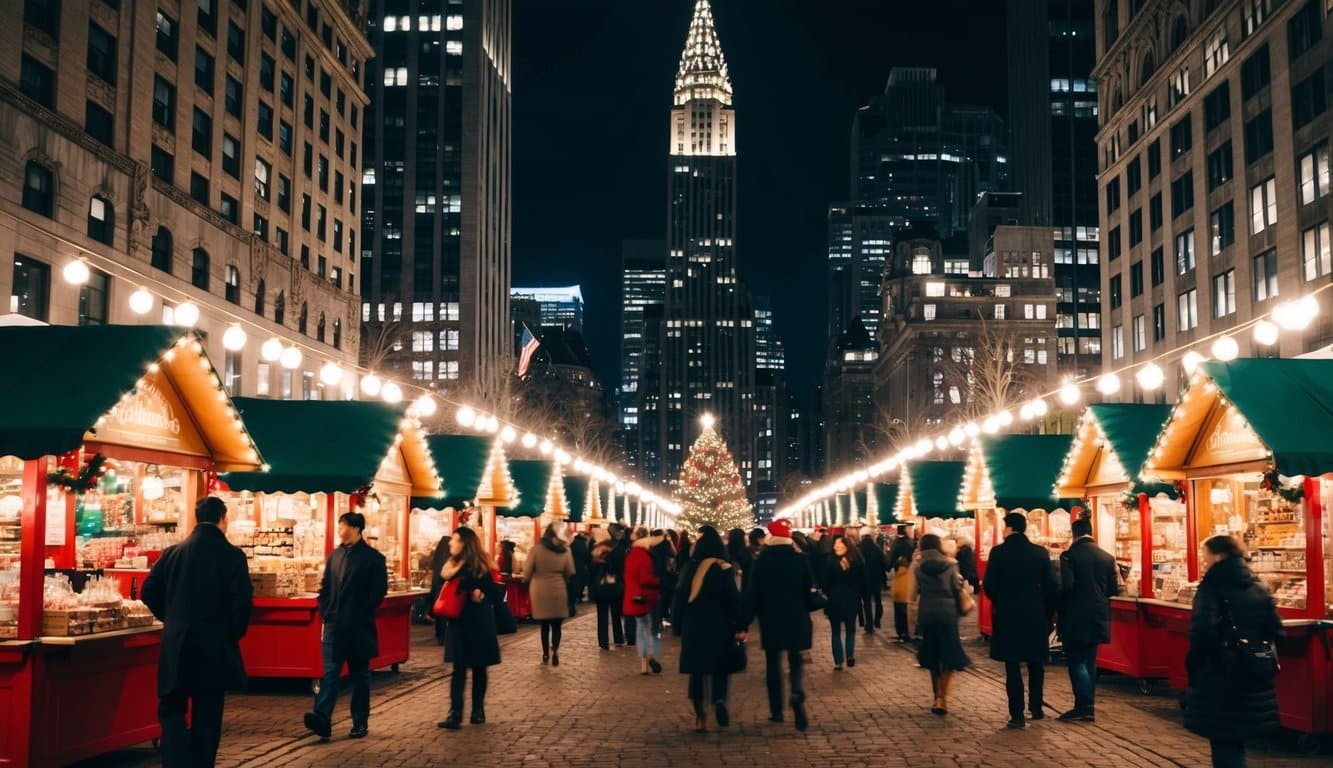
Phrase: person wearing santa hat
[{"left": 743, "top": 519, "right": 815, "bottom": 731}]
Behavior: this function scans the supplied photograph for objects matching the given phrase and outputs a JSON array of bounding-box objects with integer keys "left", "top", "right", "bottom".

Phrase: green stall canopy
[
  {"left": 1086, "top": 404, "right": 1177, "bottom": 497},
  {"left": 413, "top": 434, "right": 492, "bottom": 510},
  {"left": 978, "top": 434, "right": 1075, "bottom": 511},
  {"left": 563, "top": 475, "right": 587, "bottom": 523},
  {"left": 1200, "top": 359, "right": 1333, "bottom": 478},
  {"left": 501, "top": 459, "right": 550, "bottom": 518},
  {"left": 904, "top": 461, "right": 967, "bottom": 518},
  {"left": 872, "top": 483, "right": 900, "bottom": 525}
]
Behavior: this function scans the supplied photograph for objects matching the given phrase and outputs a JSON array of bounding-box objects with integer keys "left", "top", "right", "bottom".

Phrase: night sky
[{"left": 511, "top": 0, "right": 1007, "bottom": 406}]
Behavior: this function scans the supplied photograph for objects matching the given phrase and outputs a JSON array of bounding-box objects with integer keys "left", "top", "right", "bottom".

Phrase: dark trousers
[
  {"left": 595, "top": 599, "right": 624, "bottom": 647},
  {"left": 1209, "top": 738, "right": 1247, "bottom": 768},
  {"left": 159, "top": 685, "right": 225, "bottom": 767},
  {"left": 623, "top": 612, "right": 637, "bottom": 645},
  {"left": 829, "top": 616, "right": 856, "bottom": 664},
  {"left": 539, "top": 619, "right": 563, "bottom": 653},
  {"left": 449, "top": 663, "right": 488, "bottom": 715},
  {"left": 1064, "top": 641, "right": 1099, "bottom": 712},
  {"left": 1004, "top": 660, "right": 1045, "bottom": 720},
  {"left": 893, "top": 602, "right": 910, "bottom": 639},
  {"left": 763, "top": 649, "right": 805, "bottom": 716},
  {"left": 687, "top": 671, "right": 730, "bottom": 703},
  {"left": 314, "top": 636, "right": 371, "bottom": 726},
  {"left": 860, "top": 590, "right": 883, "bottom": 630}
]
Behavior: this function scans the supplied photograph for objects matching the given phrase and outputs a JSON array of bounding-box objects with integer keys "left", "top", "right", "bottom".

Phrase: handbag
[
  {"left": 432, "top": 578, "right": 466, "bottom": 620},
  {"left": 956, "top": 583, "right": 976, "bottom": 616},
  {"left": 1218, "top": 595, "right": 1277, "bottom": 691},
  {"left": 725, "top": 638, "right": 748, "bottom": 674},
  {"left": 804, "top": 588, "right": 829, "bottom": 613},
  {"left": 492, "top": 593, "right": 518, "bottom": 635}
]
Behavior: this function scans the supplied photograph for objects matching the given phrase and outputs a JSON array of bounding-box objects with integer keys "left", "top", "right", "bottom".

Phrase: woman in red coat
[{"left": 623, "top": 526, "right": 663, "bottom": 674}]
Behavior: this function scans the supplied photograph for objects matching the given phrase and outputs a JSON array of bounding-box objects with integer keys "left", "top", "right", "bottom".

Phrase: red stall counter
[
  {"left": 240, "top": 590, "right": 426, "bottom": 686},
  {"left": 0, "top": 626, "right": 162, "bottom": 767}
]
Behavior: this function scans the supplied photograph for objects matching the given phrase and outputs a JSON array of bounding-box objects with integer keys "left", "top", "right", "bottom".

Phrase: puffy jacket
[
  {"left": 913, "top": 549, "right": 962, "bottom": 626},
  {"left": 622, "top": 540, "right": 662, "bottom": 617}
]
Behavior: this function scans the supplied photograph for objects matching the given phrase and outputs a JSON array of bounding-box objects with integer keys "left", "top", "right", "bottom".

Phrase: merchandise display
[
  {"left": 1324, "top": 479, "right": 1333, "bottom": 617},
  {"left": 40, "top": 573, "right": 157, "bottom": 637},
  {"left": 1025, "top": 508, "right": 1071, "bottom": 559},
  {"left": 1195, "top": 475, "right": 1306, "bottom": 610},
  {"left": 1149, "top": 497, "right": 1189, "bottom": 603},
  {"left": 1111, "top": 498, "right": 1142, "bottom": 597}
]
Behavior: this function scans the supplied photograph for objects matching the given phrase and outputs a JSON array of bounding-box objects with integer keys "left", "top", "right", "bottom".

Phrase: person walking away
[
  {"left": 824, "top": 535, "right": 865, "bottom": 670},
  {"left": 726, "top": 528, "right": 751, "bottom": 592},
  {"left": 142, "top": 496, "right": 252, "bottom": 767},
  {"left": 589, "top": 526, "right": 626, "bottom": 649},
  {"left": 1057, "top": 516, "right": 1120, "bottom": 722},
  {"left": 912, "top": 533, "right": 971, "bottom": 715},
  {"left": 302, "top": 513, "right": 388, "bottom": 740},
  {"left": 437, "top": 526, "right": 506, "bottom": 729},
  {"left": 955, "top": 535, "right": 980, "bottom": 593},
  {"left": 858, "top": 526, "right": 887, "bottom": 632},
  {"left": 623, "top": 526, "right": 664, "bottom": 674},
  {"left": 887, "top": 524, "right": 917, "bottom": 642},
  {"left": 672, "top": 525, "right": 746, "bottom": 732},
  {"left": 429, "top": 535, "right": 452, "bottom": 645},
  {"left": 983, "top": 512, "right": 1059, "bottom": 728},
  {"left": 651, "top": 530, "right": 679, "bottom": 634},
  {"left": 746, "top": 528, "right": 766, "bottom": 588},
  {"left": 611, "top": 525, "right": 637, "bottom": 646},
  {"left": 523, "top": 522, "right": 575, "bottom": 666},
  {"left": 745, "top": 519, "right": 813, "bottom": 731},
  {"left": 568, "top": 530, "right": 591, "bottom": 616},
  {"left": 1184, "top": 535, "right": 1282, "bottom": 768}
]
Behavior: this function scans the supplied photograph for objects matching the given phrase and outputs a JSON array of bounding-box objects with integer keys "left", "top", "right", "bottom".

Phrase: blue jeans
[
  {"left": 635, "top": 613, "right": 658, "bottom": 659},
  {"left": 1064, "top": 641, "right": 1099, "bottom": 711},
  {"left": 829, "top": 617, "right": 856, "bottom": 665},
  {"left": 314, "top": 631, "right": 372, "bottom": 726}
]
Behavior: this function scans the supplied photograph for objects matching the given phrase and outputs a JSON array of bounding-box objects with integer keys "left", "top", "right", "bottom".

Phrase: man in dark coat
[
  {"left": 857, "top": 527, "right": 887, "bottom": 632},
  {"left": 982, "top": 512, "right": 1059, "bottom": 729},
  {"left": 887, "top": 524, "right": 917, "bottom": 642},
  {"left": 568, "top": 530, "right": 590, "bottom": 616},
  {"left": 1057, "top": 516, "right": 1120, "bottom": 721},
  {"left": 744, "top": 519, "right": 814, "bottom": 731},
  {"left": 304, "top": 512, "right": 388, "bottom": 740},
  {"left": 142, "top": 496, "right": 253, "bottom": 768}
]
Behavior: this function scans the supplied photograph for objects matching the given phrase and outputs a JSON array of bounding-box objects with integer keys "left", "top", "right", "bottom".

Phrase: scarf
[{"left": 688, "top": 557, "right": 732, "bottom": 603}]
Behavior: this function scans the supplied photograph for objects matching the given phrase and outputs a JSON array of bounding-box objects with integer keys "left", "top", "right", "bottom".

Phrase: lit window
[
  {"left": 1250, "top": 177, "right": 1277, "bottom": 233},
  {"left": 446, "top": 41, "right": 462, "bottom": 55},
  {"left": 994, "top": 303, "right": 1006, "bottom": 320},
  {"left": 1303, "top": 222, "right": 1332, "bottom": 282},
  {"left": 1299, "top": 144, "right": 1330, "bottom": 206},
  {"left": 925, "top": 281, "right": 945, "bottom": 297},
  {"left": 446, "top": 14, "right": 463, "bottom": 30},
  {"left": 1177, "top": 288, "right": 1199, "bottom": 331},
  {"left": 922, "top": 304, "right": 936, "bottom": 321}
]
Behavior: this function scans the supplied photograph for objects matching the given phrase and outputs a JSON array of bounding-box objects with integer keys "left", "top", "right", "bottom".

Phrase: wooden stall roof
[
  {"left": 961, "top": 434, "right": 1074, "bottom": 511},
  {"left": 0, "top": 325, "right": 262, "bottom": 471},
  {"left": 1055, "top": 404, "right": 1178, "bottom": 498}
]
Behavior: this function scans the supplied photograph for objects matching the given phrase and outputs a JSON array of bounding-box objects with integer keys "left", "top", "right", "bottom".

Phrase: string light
[
  {"left": 1136, "top": 363, "right": 1164, "bottom": 391},
  {"left": 1253, "top": 320, "right": 1279, "bottom": 346},
  {"left": 128, "top": 287, "right": 154, "bottom": 315},
  {"left": 260, "top": 337, "right": 283, "bottom": 363},
  {"left": 381, "top": 381, "right": 403, "bottom": 404},
  {"left": 1211, "top": 335, "right": 1239, "bottom": 361},
  {"left": 62, "top": 259, "right": 91, "bottom": 285},
  {"left": 1058, "top": 379, "right": 1081, "bottom": 406},
  {"left": 279, "top": 346, "right": 302, "bottom": 370},
  {"left": 1181, "top": 350, "right": 1207, "bottom": 374},
  {"left": 412, "top": 394, "right": 437, "bottom": 417},
  {"left": 1096, "top": 373, "right": 1121, "bottom": 395},
  {"left": 222, "top": 325, "right": 248, "bottom": 352},
  {"left": 319, "top": 361, "right": 344, "bottom": 387},
  {"left": 174, "top": 302, "right": 201, "bottom": 328},
  {"left": 360, "top": 374, "right": 383, "bottom": 397}
]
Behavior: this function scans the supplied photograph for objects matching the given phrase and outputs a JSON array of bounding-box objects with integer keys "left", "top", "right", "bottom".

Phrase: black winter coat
[
  {"left": 672, "top": 558, "right": 744, "bottom": 675},
  {"left": 859, "top": 538, "right": 888, "bottom": 591},
  {"left": 823, "top": 558, "right": 866, "bottom": 623},
  {"left": 318, "top": 539, "right": 389, "bottom": 660},
  {"left": 983, "top": 533, "right": 1058, "bottom": 662},
  {"left": 142, "top": 523, "right": 253, "bottom": 696},
  {"left": 443, "top": 567, "right": 506, "bottom": 668},
  {"left": 746, "top": 542, "right": 814, "bottom": 652},
  {"left": 956, "top": 544, "right": 980, "bottom": 591},
  {"left": 570, "top": 535, "right": 591, "bottom": 580},
  {"left": 1183, "top": 556, "right": 1282, "bottom": 740},
  {"left": 887, "top": 535, "right": 916, "bottom": 572},
  {"left": 1057, "top": 537, "right": 1120, "bottom": 645},
  {"left": 589, "top": 540, "right": 626, "bottom": 603}
]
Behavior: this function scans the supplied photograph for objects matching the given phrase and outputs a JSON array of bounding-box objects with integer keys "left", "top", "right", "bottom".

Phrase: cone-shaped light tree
[{"left": 673, "top": 413, "right": 754, "bottom": 531}]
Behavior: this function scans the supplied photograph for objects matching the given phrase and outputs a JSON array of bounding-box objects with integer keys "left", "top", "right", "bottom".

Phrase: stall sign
[
  {"left": 91, "top": 377, "right": 209, "bottom": 457},
  {"left": 1190, "top": 406, "right": 1267, "bottom": 468},
  {"left": 377, "top": 447, "right": 409, "bottom": 485}
]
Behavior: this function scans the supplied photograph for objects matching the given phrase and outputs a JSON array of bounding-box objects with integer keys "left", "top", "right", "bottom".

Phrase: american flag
[{"left": 516, "top": 324, "right": 541, "bottom": 378}]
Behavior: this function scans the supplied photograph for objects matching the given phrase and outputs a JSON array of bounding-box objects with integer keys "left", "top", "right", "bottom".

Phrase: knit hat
[{"left": 768, "top": 519, "right": 792, "bottom": 538}]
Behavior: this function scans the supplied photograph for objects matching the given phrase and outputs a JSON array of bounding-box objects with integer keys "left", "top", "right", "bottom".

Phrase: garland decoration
[
  {"left": 47, "top": 453, "right": 108, "bottom": 494},
  {"left": 1262, "top": 470, "right": 1304, "bottom": 503},
  {"left": 1118, "top": 489, "right": 1139, "bottom": 510}
]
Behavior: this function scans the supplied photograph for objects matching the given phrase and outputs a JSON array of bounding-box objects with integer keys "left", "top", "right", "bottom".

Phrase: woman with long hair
[
  {"left": 523, "top": 523, "right": 575, "bottom": 666},
  {"left": 824, "top": 535, "right": 865, "bottom": 670},
  {"left": 726, "top": 528, "right": 751, "bottom": 590},
  {"left": 671, "top": 526, "right": 745, "bottom": 732},
  {"left": 912, "top": 533, "right": 971, "bottom": 714},
  {"left": 437, "top": 527, "right": 504, "bottom": 730},
  {"left": 1185, "top": 535, "right": 1281, "bottom": 767}
]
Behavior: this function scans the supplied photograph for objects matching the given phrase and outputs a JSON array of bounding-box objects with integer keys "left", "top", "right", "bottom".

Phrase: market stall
[
  {"left": 1142, "top": 359, "right": 1333, "bottom": 734},
  {"left": 869, "top": 482, "right": 899, "bottom": 532},
  {"left": 219, "top": 397, "right": 441, "bottom": 685},
  {"left": 409, "top": 434, "right": 491, "bottom": 587},
  {"left": 1053, "top": 404, "right": 1180, "bottom": 687},
  {"left": 0, "top": 324, "right": 264, "bottom": 767},
  {"left": 959, "top": 434, "right": 1074, "bottom": 638}
]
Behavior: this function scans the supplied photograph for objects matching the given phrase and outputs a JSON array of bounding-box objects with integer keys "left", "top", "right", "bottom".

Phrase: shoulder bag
[
  {"left": 955, "top": 568, "right": 976, "bottom": 616},
  {"left": 432, "top": 577, "right": 466, "bottom": 620},
  {"left": 1218, "top": 594, "right": 1277, "bottom": 691}
]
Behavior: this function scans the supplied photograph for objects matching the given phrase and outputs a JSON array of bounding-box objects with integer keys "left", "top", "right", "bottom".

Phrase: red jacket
[{"left": 622, "top": 544, "right": 661, "bottom": 616}]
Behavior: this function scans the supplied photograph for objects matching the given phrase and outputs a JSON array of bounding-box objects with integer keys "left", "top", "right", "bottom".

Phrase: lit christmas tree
[{"left": 673, "top": 414, "right": 754, "bottom": 531}]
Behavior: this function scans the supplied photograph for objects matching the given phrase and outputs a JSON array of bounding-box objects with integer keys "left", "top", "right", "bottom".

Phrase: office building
[
  {"left": 619, "top": 239, "right": 666, "bottom": 469},
  {"left": 2, "top": 0, "right": 367, "bottom": 400},
  {"left": 822, "top": 316, "right": 879, "bottom": 472},
  {"left": 1008, "top": 0, "right": 1103, "bottom": 376},
  {"left": 510, "top": 285, "right": 584, "bottom": 330},
  {"left": 359, "top": 0, "right": 511, "bottom": 390},
  {"left": 1094, "top": 0, "right": 1332, "bottom": 397},
  {"left": 826, "top": 202, "right": 895, "bottom": 348}
]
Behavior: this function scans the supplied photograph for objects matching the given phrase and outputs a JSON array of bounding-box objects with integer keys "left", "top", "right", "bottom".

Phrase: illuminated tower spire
[{"left": 674, "top": 0, "right": 733, "bottom": 106}]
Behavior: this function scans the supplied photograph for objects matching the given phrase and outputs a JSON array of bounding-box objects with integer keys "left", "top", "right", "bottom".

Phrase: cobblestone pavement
[{"left": 83, "top": 608, "right": 1328, "bottom": 767}]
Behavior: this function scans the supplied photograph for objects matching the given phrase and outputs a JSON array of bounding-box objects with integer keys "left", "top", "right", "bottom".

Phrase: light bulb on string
[
  {"left": 1031, "top": 398, "right": 1049, "bottom": 417},
  {"left": 62, "top": 259, "right": 90, "bottom": 285},
  {"left": 1181, "top": 350, "right": 1207, "bottom": 374},
  {"left": 1096, "top": 373, "right": 1121, "bottom": 395},
  {"left": 279, "top": 346, "right": 302, "bottom": 370},
  {"left": 539, "top": 439, "right": 554, "bottom": 456},
  {"left": 1058, "top": 379, "right": 1081, "bottom": 406},
  {"left": 1136, "top": 362, "right": 1165, "bottom": 391},
  {"left": 222, "top": 325, "right": 248, "bottom": 352},
  {"left": 521, "top": 432, "right": 537, "bottom": 449},
  {"left": 381, "top": 381, "right": 403, "bottom": 403},
  {"left": 948, "top": 427, "right": 965, "bottom": 446},
  {"left": 996, "top": 410, "right": 1013, "bottom": 427},
  {"left": 500, "top": 425, "right": 517, "bottom": 444},
  {"left": 174, "top": 301, "right": 201, "bottom": 328},
  {"left": 1252, "top": 320, "right": 1279, "bottom": 346},
  {"left": 128, "top": 287, "right": 154, "bottom": 315},
  {"left": 1019, "top": 403, "right": 1035, "bottom": 421},
  {"left": 261, "top": 337, "right": 284, "bottom": 363},
  {"left": 982, "top": 416, "right": 999, "bottom": 434},
  {"left": 935, "top": 436, "right": 949, "bottom": 451},
  {"left": 963, "top": 422, "right": 980, "bottom": 437},
  {"left": 319, "top": 362, "right": 343, "bottom": 386},
  {"left": 1211, "top": 335, "right": 1239, "bottom": 361},
  {"left": 455, "top": 405, "right": 476, "bottom": 427},
  {"left": 361, "top": 374, "right": 382, "bottom": 397},
  {"left": 412, "top": 394, "right": 437, "bottom": 417}
]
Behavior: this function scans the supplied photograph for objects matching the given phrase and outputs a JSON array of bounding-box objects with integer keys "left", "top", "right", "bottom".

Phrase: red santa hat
[{"left": 768, "top": 519, "right": 792, "bottom": 539}]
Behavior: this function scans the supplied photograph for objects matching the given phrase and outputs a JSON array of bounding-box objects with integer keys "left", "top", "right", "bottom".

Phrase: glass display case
[
  {"left": 76, "top": 461, "right": 189, "bottom": 568},
  {"left": 1026, "top": 509, "right": 1072, "bottom": 560},
  {"left": 1149, "top": 496, "right": 1189, "bottom": 602},
  {"left": 1195, "top": 474, "right": 1306, "bottom": 611},
  {"left": 1110, "top": 497, "right": 1142, "bottom": 597},
  {"left": 364, "top": 490, "right": 405, "bottom": 581}
]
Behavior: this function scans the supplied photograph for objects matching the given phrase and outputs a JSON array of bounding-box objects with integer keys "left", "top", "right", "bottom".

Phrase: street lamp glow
[{"left": 128, "top": 287, "right": 154, "bottom": 315}]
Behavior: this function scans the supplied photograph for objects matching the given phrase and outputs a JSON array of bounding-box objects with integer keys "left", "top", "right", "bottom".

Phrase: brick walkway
[{"left": 84, "top": 609, "right": 1326, "bottom": 767}]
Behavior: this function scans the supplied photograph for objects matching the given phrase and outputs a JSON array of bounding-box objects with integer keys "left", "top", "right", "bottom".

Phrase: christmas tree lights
[{"left": 673, "top": 416, "right": 754, "bottom": 531}]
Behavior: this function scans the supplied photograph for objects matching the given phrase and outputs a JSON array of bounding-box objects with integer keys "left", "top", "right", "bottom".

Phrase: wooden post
[
  {"left": 19, "top": 458, "right": 48, "bottom": 639},
  {"left": 398, "top": 496, "right": 410, "bottom": 579},
  {"left": 1138, "top": 492, "right": 1154, "bottom": 598},
  {"left": 1183, "top": 480, "right": 1198, "bottom": 582},
  {"left": 1303, "top": 475, "right": 1324, "bottom": 621}
]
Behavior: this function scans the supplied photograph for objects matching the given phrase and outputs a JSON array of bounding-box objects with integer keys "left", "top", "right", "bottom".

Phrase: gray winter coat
[{"left": 913, "top": 549, "right": 962, "bottom": 627}]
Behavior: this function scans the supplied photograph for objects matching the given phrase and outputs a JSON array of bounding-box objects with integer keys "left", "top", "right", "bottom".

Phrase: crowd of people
[{"left": 141, "top": 497, "right": 1285, "bottom": 768}]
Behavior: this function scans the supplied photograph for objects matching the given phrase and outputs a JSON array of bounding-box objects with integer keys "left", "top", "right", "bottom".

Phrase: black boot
[
  {"left": 692, "top": 698, "right": 707, "bottom": 732},
  {"left": 790, "top": 692, "right": 808, "bottom": 732},
  {"left": 437, "top": 709, "right": 463, "bottom": 730},
  {"left": 470, "top": 705, "right": 486, "bottom": 725},
  {"left": 714, "top": 699, "right": 730, "bottom": 727}
]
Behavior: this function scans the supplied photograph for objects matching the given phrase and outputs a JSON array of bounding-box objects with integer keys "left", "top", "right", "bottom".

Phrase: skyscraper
[
  {"left": 359, "top": 0, "right": 512, "bottom": 390},
  {"left": 825, "top": 202, "right": 895, "bottom": 350},
  {"left": 1008, "top": 0, "right": 1102, "bottom": 377},
  {"left": 619, "top": 239, "right": 666, "bottom": 445},
  {"left": 658, "top": 0, "right": 757, "bottom": 484},
  {"left": 509, "top": 285, "right": 584, "bottom": 331}
]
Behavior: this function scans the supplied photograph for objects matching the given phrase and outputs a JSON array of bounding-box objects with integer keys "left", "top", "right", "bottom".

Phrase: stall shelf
[
  {"left": 960, "top": 434, "right": 1074, "bottom": 638},
  {"left": 1054, "top": 404, "right": 1179, "bottom": 686},
  {"left": 1143, "top": 359, "right": 1333, "bottom": 734},
  {"left": 221, "top": 397, "right": 440, "bottom": 685},
  {"left": 0, "top": 325, "right": 264, "bottom": 767}
]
